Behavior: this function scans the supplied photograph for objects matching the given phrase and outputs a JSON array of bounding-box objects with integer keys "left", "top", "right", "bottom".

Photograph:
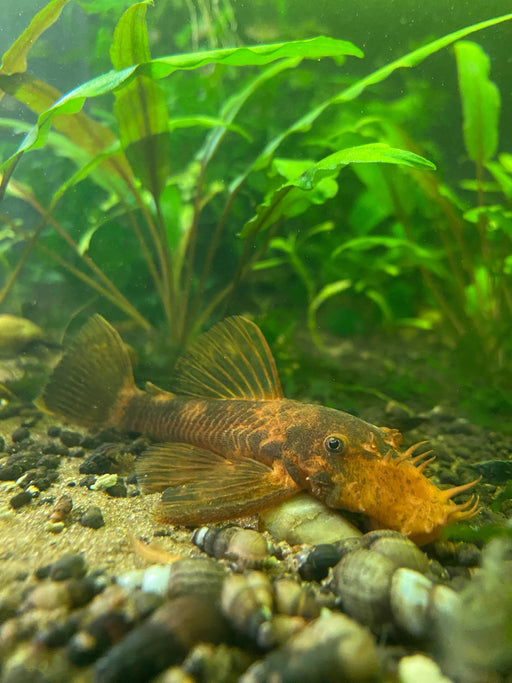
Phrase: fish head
[{"left": 282, "top": 405, "right": 480, "bottom": 545}]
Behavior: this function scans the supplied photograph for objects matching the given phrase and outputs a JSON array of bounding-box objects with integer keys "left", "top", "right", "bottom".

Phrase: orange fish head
[
  {"left": 284, "top": 408, "right": 480, "bottom": 545},
  {"left": 308, "top": 445, "right": 480, "bottom": 545}
]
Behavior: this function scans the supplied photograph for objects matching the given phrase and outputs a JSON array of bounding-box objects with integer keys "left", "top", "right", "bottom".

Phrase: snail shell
[
  {"left": 259, "top": 493, "right": 362, "bottom": 545},
  {"left": 167, "top": 557, "right": 227, "bottom": 601},
  {"left": 193, "top": 526, "right": 272, "bottom": 571},
  {"left": 221, "top": 571, "right": 274, "bottom": 642},
  {"left": 240, "top": 609, "right": 379, "bottom": 683}
]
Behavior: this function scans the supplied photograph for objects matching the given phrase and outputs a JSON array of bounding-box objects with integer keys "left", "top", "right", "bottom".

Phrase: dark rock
[
  {"left": 37, "top": 454, "right": 60, "bottom": 470},
  {"left": 49, "top": 553, "right": 87, "bottom": 581},
  {"left": 47, "top": 425, "right": 61, "bottom": 438},
  {"left": 80, "top": 506, "right": 105, "bottom": 529},
  {"left": 66, "top": 577, "right": 97, "bottom": 608},
  {"left": 6, "top": 451, "right": 39, "bottom": 471},
  {"left": 34, "top": 563, "right": 52, "bottom": 580},
  {"left": 0, "top": 463, "right": 22, "bottom": 480},
  {"left": 126, "top": 473, "right": 138, "bottom": 485},
  {"left": 60, "top": 430, "right": 82, "bottom": 447},
  {"left": 79, "top": 474, "right": 97, "bottom": 488},
  {"left": 68, "top": 447, "right": 85, "bottom": 459},
  {"left": 106, "top": 480, "right": 127, "bottom": 498},
  {"left": 41, "top": 441, "right": 69, "bottom": 456},
  {"left": 10, "top": 490, "right": 32, "bottom": 509},
  {"left": 79, "top": 450, "right": 113, "bottom": 475},
  {"left": 79, "top": 434, "right": 99, "bottom": 449},
  {"left": 0, "top": 435, "right": 5, "bottom": 451},
  {"left": 11, "top": 426, "right": 30, "bottom": 442}
]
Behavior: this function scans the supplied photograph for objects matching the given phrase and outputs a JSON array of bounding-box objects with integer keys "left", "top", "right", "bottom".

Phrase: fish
[{"left": 36, "top": 314, "right": 480, "bottom": 544}]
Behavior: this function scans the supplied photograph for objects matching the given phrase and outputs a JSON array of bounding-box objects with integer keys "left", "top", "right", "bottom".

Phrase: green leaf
[
  {"left": 111, "top": 3, "right": 170, "bottom": 197},
  {"left": 310, "top": 279, "right": 352, "bottom": 314},
  {"left": 245, "top": 13, "right": 512, "bottom": 179},
  {"left": 486, "top": 161, "right": 512, "bottom": 198},
  {"left": 110, "top": 1, "right": 151, "bottom": 68},
  {"left": 292, "top": 143, "right": 435, "bottom": 191},
  {"left": 167, "top": 116, "right": 251, "bottom": 141},
  {"left": 0, "top": 36, "right": 361, "bottom": 170},
  {"left": 455, "top": 41, "right": 500, "bottom": 163},
  {"left": 240, "top": 144, "right": 434, "bottom": 238},
  {"left": 0, "top": 0, "right": 71, "bottom": 75}
]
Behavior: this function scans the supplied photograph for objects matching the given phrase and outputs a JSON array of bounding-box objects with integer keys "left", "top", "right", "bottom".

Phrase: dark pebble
[
  {"left": 6, "top": 451, "right": 39, "bottom": 471},
  {"left": 49, "top": 553, "right": 87, "bottom": 581},
  {"left": 457, "top": 543, "right": 481, "bottom": 567},
  {"left": 79, "top": 434, "right": 99, "bottom": 449},
  {"left": 66, "top": 577, "right": 98, "bottom": 608},
  {"left": 35, "top": 564, "right": 52, "bottom": 580},
  {"left": 21, "top": 416, "right": 39, "bottom": 428},
  {"left": 126, "top": 473, "right": 138, "bottom": 485},
  {"left": 0, "top": 463, "right": 23, "bottom": 480},
  {"left": 41, "top": 441, "right": 69, "bottom": 456},
  {"left": 80, "top": 506, "right": 105, "bottom": 529},
  {"left": 79, "top": 450, "right": 113, "bottom": 475},
  {"left": 11, "top": 426, "right": 30, "bottom": 442},
  {"left": 79, "top": 474, "right": 97, "bottom": 488},
  {"left": 106, "top": 481, "right": 127, "bottom": 498},
  {"left": 60, "top": 430, "right": 82, "bottom": 447},
  {"left": 37, "top": 455, "right": 60, "bottom": 470},
  {"left": 47, "top": 425, "right": 61, "bottom": 438},
  {"left": 68, "top": 447, "right": 85, "bottom": 459},
  {"left": 10, "top": 490, "right": 32, "bottom": 509},
  {"left": 0, "top": 435, "right": 5, "bottom": 451}
]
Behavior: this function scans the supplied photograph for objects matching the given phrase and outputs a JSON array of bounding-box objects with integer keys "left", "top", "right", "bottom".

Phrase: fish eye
[{"left": 324, "top": 434, "right": 346, "bottom": 454}]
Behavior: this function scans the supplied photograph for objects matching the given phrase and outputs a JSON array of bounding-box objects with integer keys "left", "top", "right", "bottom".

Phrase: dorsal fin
[{"left": 171, "top": 316, "right": 283, "bottom": 400}]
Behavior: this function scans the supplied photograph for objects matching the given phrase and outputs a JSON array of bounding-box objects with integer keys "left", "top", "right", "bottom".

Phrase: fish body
[{"left": 37, "top": 315, "right": 479, "bottom": 544}]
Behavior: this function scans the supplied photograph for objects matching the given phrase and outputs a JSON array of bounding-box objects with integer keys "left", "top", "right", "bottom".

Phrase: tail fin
[{"left": 36, "top": 315, "right": 136, "bottom": 430}]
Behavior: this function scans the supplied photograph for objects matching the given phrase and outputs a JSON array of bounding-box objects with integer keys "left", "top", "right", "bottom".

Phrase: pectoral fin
[{"left": 137, "top": 443, "right": 300, "bottom": 525}]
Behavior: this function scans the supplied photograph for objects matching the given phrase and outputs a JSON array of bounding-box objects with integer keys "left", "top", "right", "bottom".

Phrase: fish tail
[{"left": 36, "top": 315, "right": 137, "bottom": 430}]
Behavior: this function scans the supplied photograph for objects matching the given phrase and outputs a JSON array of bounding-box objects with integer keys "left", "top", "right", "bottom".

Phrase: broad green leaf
[
  {"left": 111, "top": 3, "right": 170, "bottom": 198},
  {"left": 240, "top": 144, "right": 433, "bottom": 238},
  {"left": 455, "top": 41, "right": 500, "bottom": 163},
  {"left": 110, "top": 1, "right": 151, "bottom": 68},
  {"left": 0, "top": 73, "right": 133, "bottom": 181},
  {"left": 0, "top": 36, "right": 361, "bottom": 170},
  {"left": 293, "top": 144, "right": 435, "bottom": 191},
  {"left": 0, "top": 0, "right": 71, "bottom": 75}
]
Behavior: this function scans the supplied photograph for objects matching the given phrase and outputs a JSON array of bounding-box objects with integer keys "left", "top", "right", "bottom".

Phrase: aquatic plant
[{"left": 1, "top": 1, "right": 509, "bottom": 352}]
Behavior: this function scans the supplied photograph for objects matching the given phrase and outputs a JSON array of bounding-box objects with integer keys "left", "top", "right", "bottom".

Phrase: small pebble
[
  {"left": 10, "top": 489, "right": 32, "bottom": 509},
  {"left": 59, "top": 430, "right": 82, "bottom": 447},
  {"left": 47, "top": 425, "right": 61, "bottom": 437},
  {"left": 11, "top": 426, "right": 30, "bottom": 442},
  {"left": 45, "top": 521, "right": 65, "bottom": 534},
  {"left": 80, "top": 474, "right": 97, "bottom": 488},
  {"left": 79, "top": 434, "right": 99, "bottom": 449},
  {"left": 80, "top": 506, "right": 105, "bottom": 529},
  {"left": 41, "top": 441, "right": 69, "bottom": 456},
  {"left": 80, "top": 451, "right": 114, "bottom": 475},
  {"left": 106, "top": 480, "right": 127, "bottom": 498},
  {"left": 50, "top": 553, "right": 87, "bottom": 581},
  {"left": 68, "top": 447, "right": 86, "bottom": 458},
  {"left": 0, "top": 464, "right": 23, "bottom": 480}
]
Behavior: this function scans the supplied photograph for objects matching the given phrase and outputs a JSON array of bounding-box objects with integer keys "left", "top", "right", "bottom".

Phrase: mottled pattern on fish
[{"left": 37, "top": 314, "right": 480, "bottom": 544}]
